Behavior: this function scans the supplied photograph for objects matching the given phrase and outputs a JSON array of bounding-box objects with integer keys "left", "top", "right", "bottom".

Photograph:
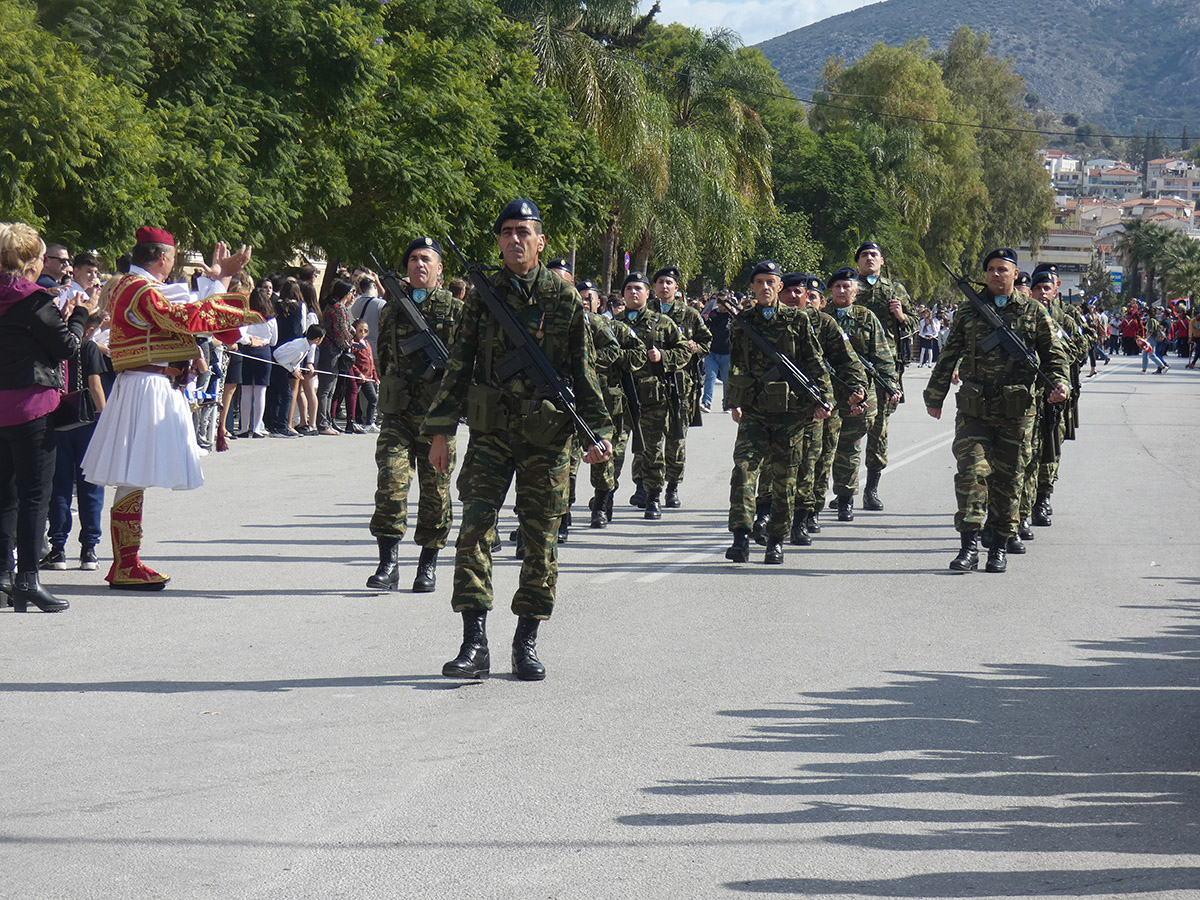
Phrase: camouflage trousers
[
  {"left": 729, "top": 411, "right": 807, "bottom": 540},
  {"left": 451, "top": 423, "right": 571, "bottom": 619},
  {"left": 1018, "top": 407, "right": 1041, "bottom": 520},
  {"left": 1037, "top": 410, "right": 1065, "bottom": 497},
  {"left": 370, "top": 410, "right": 454, "bottom": 547},
  {"left": 806, "top": 414, "right": 839, "bottom": 514},
  {"left": 865, "top": 383, "right": 896, "bottom": 471},
  {"left": 831, "top": 406, "right": 877, "bottom": 497},
  {"left": 591, "top": 414, "right": 627, "bottom": 494},
  {"left": 752, "top": 416, "right": 823, "bottom": 519},
  {"left": 952, "top": 410, "right": 1035, "bottom": 537},
  {"left": 626, "top": 402, "right": 669, "bottom": 493},
  {"left": 662, "top": 378, "right": 694, "bottom": 483}
]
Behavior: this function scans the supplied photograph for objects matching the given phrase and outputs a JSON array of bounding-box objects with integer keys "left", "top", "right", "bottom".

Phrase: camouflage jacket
[
  {"left": 377, "top": 285, "right": 461, "bottom": 416},
  {"left": 657, "top": 298, "right": 712, "bottom": 379},
  {"left": 857, "top": 273, "right": 918, "bottom": 357},
  {"left": 614, "top": 306, "right": 690, "bottom": 379},
  {"left": 727, "top": 303, "right": 833, "bottom": 415},
  {"left": 422, "top": 263, "right": 612, "bottom": 443},
  {"left": 586, "top": 312, "right": 645, "bottom": 416},
  {"left": 805, "top": 307, "right": 868, "bottom": 411},
  {"left": 924, "top": 292, "right": 1070, "bottom": 411},
  {"left": 829, "top": 302, "right": 899, "bottom": 408}
]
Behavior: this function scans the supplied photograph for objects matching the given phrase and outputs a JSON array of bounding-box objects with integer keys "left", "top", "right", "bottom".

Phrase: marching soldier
[
  {"left": 368, "top": 237, "right": 462, "bottom": 593},
  {"left": 651, "top": 266, "right": 711, "bottom": 509},
  {"left": 781, "top": 273, "right": 868, "bottom": 545},
  {"left": 576, "top": 278, "right": 646, "bottom": 528},
  {"left": 424, "top": 199, "right": 613, "bottom": 681},
  {"left": 924, "top": 248, "right": 1069, "bottom": 574},
  {"left": 826, "top": 267, "right": 900, "bottom": 522},
  {"left": 855, "top": 242, "right": 917, "bottom": 511},
  {"left": 614, "top": 272, "right": 690, "bottom": 519},
  {"left": 724, "top": 261, "right": 832, "bottom": 565}
]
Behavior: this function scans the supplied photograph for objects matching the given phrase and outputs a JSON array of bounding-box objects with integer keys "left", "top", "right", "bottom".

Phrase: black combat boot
[
  {"left": 512, "top": 617, "right": 546, "bottom": 681},
  {"left": 836, "top": 494, "right": 854, "bottom": 522},
  {"left": 605, "top": 490, "right": 614, "bottom": 523},
  {"left": 725, "top": 529, "right": 751, "bottom": 563},
  {"left": 11, "top": 572, "right": 69, "bottom": 613},
  {"left": 751, "top": 500, "right": 771, "bottom": 546},
  {"left": 789, "top": 509, "right": 811, "bottom": 546},
  {"left": 986, "top": 542, "right": 1008, "bottom": 573},
  {"left": 366, "top": 537, "right": 400, "bottom": 590},
  {"left": 862, "top": 468, "right": 884, "bottom": 511},
  {"left": 412, "top": 546, "right": 438, "bottom": 592},
  {"left": 558, "top": 510, "right": 570, "bottom": 543},
  {"left": 1018, "top": 518, "right": 1035, "bottom": 541},
  {"left": 664, "top": 482, "right": 681, "bottom": 508},
  {"left": 442, "top": 610, "right": 489, "bottom": 679},
  {"left": 629, "top": 480, "right": 646, "bottom": 508},
  {"left": 1005, "top": 534, "right": 1026, "bottom": 554},
  {"left": 514, "top": 531, "right": 525, "bottom": 560},
  {"left": 949, "top": 531, "right": 979, "bottom": 571},
  {"left": 1032, "top": 494, "right": 1052, "bottom": 526},
  {"left": 979, "top": 527, "right": 993, "bottom": 549},
  {"left": 764, "top": 537, "right": 784, "bottom": 565},
  {"left": 644, "top": 492, "right": 662, "bottom": 520},
  {"left": 805, "top": 509, "right": 821, "bottom": 534},
  {"left": 589, "top": 491, "right": 607, "bottom": 528}
]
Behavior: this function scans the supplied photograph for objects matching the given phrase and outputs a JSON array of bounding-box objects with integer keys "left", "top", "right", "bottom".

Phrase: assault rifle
[
  {"left": 595, "top": 318, "right": 645, "bottom": 454},
  {"left": 444, "top": 236, "right": 602, "bottom": 449},
  {"left": 369, "top": 253, "right": 449, "bottom": 381},
  {"left": 942, "top": 261, "right": 1061, "bottom": 393},
  {"left": 726, "top": 302, "right": 832, "bottom": 414},
  {"left": 857, "top": 351, "right": 898, "bottom": 398},
  {"left": 650, "top": 335, "right": 687, "bottom": 441}
]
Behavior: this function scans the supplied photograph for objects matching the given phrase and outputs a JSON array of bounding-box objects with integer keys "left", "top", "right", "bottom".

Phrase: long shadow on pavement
[{"left": 617, "top": 597, "right": 1200, "bottom": 896}]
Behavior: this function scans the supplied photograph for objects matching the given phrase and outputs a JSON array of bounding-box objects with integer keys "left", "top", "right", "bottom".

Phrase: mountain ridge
[{"left": 756, "top": 0, "right": 1200, "bottom": 137}]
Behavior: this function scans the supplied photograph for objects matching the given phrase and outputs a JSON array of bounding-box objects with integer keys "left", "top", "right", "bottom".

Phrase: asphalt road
[{"left": 3, "top": 354, "right": 1198, "bottom": 900}]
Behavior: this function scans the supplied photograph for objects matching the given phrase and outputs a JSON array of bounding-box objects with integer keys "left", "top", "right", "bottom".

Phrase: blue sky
[{"left": 650, "top": 0, "right": 875, "bottom": 46}]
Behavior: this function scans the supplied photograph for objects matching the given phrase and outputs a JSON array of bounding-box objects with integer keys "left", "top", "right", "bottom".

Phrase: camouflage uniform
[
  {"left": 726, "top": 305, "right": 832, "bottom": 540},
  {"left": 587, "top": 314, "right": 645, "bottom": 494},
  {"left": 656, "top": 298, "right": 711, "bottom": 486},
  {"left": 828, "top": 304, "right": 897, "bottom": 498},
  {"left": 612, "top": 307, "right": 689, "bottom": 496},
  {"left": 924, "top": 293, "right": 1070, "bottom": 538},
  {"left": 857, "top": 274, "right": 917, "bottom": 472},
  {"left": 370, "top": 287, "right": 462, "bottom": 547},
  {"left": 422, "top": 264, "right": 612, "bottom": 619}
]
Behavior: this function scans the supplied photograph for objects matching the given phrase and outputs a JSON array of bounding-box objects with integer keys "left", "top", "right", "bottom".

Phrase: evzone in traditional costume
[{"left": 82, "top": 227, "right": 262, "bottom": 589}]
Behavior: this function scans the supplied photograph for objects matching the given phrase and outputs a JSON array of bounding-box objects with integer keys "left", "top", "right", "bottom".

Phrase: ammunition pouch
[
  {"left": 521, "top": 397, "right": 572, "bottom": 447},
  {"left": 465, "top": 383, "right": 507, "bottom": 433},
  {"left": 724, "top": 373, "right": 755, "bottom": 409},
  {"left": 377, "top": 374, "right": 411, "bottom": 417},
  {"left": 637, "top": 377, "right": 666, "bottom": 406},
  {"left": 761, "top": 381, "right": 790, "bottom": 414}
]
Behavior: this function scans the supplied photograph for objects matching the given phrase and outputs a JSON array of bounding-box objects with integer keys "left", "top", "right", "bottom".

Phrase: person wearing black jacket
[{"left": 0, "top": 223, "right": 93, "bottom": 612}]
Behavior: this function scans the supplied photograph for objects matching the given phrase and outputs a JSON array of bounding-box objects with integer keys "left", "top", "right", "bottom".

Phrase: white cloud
[{"left": 648, "top": 0, "right": 873, "bottom": 46}]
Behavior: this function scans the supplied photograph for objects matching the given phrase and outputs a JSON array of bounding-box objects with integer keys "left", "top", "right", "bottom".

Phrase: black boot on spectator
[
  {"left": 664, "top": 482, "right": 681, "bottom": 508},
  {"left": 412, "top": 547, "right": 438, "bottom": 593},
  {"left": 725, "top": 529, "right": 751, "bottom": 563},
  {"left": 366, "top": 538, "right": 400, "bottom": 590},
  {"left": 949, "top": 531, "right": 979, "bottom": 571},
  {"left": 12, "top": 573, "right": 69, "bottom": 613},
  {"left": 443, "top": 611, "right": 489, "bottom": 679},
  {"left": 751, "top": 500, "right": 771, "bottom": 546},
  {"left": 836, "top": 494, "right": 854, "bottom": 522},
  {"left": 40, "top": 544, "right": 67, "bottom": 570},
  {"left": 629, "top": 480, "right": 646, "bottom": 508},
  {"left": 512, "top": 617, "right": 546, "bottom": 681},
  {"left": 862, "top": 469, "right": 884, "bottom": 511}
]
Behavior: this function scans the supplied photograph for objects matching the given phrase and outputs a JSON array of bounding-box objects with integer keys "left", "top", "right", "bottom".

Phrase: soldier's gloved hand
[{"left": 583, "top": 439, "right": 613, "bottom": 465}]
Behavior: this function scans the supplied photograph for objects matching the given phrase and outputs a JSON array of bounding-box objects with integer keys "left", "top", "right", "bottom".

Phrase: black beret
[
  {"left": 402, "top": 236, "right": 443, "bottom": 267},
  {"left": 623, "top": 271, "right": 650, "bottom": 290},
  {"left": 653, "top": 265, "right": 681, "bottom": 283},
  {"left": 493, "top": 198, "right": 541, "bottom": 234},
  {"left": 1031, "top": 261, "right": 1058, "bottom": 277},
  {"left": 1015, "top": 271, "right": 1031, "bottom": 286},
  {"left": 828, "top": 266, "right": 858, "bottom": 286},
  {"left": 781, "top": 272, "right": 807, "bottom": 289},
  {"left": 855, "top": 241, "right": 883, "bottom": 259},
  {"left": 750, "top": 260, "right": 781, "bottom": 279},
  {"left": 1031, "top": 270, "right": 1056, "bottom": 288},
  {"left": 575, "top": 278, "right": 596, "bottom": 292},
  {"left": 547, "top": 257, "right": 571, "bottom": 272},
  {"left": 807, "top": 276, "right": 826, "bottom": 294},
  {"left": 983, "top": 247, "right": 1019, "bottom": 268}
]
